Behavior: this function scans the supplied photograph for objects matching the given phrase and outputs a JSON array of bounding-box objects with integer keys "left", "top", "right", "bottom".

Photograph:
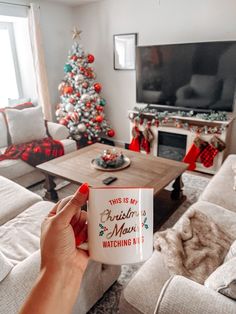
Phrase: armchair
[{"left": 175, "top": 74, "right": 221, "bottom": 109}]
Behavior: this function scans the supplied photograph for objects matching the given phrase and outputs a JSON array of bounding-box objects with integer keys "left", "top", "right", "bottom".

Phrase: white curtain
[{"left": 28, "top": 3, "right": 52, "bottom": 121}]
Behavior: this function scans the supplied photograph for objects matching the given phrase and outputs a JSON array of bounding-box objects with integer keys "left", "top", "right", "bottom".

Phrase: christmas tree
[{"left": 56, "top": 27, "right": 115, "bottom": 145}]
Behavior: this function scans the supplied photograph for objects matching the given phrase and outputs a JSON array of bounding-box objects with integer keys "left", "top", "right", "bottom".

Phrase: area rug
[{"left": 30, "top": 172, "right": 210, "bottom": 314}]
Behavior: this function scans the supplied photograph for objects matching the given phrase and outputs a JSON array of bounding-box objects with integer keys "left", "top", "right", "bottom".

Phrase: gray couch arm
[
  {"left": 155, "top": 275, "right": 236, "bottom": 314},
  {"left": 47, "top": 121, "right": 69, "bottom": 140}
]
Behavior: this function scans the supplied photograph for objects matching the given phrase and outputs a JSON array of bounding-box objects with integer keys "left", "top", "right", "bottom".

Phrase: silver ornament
[
  {"left": 65, "top": 103, "right": 74, "bottom": 112},
  {"left": 70, "top": 126, "right": 77, "bottom": 133},
  {"left": 83, "top": 112, "right": 90, "bottom": 118},
  {"left": 81, "top": 94, "right": 90, "bottom": 103},
  {"left": 75, "top": 74, "right": 84, "bottom": 83},
  {"left": 77, "top": 123, "right": 87, "bottom": 133},
  {"left": 73, "top": 134, "right": 82, "bottom": 141}
]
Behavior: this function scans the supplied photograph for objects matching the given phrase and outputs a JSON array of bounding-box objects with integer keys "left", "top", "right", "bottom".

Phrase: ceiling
[{"left": 48, "top": 0, "right": 102, "bottom": 6}]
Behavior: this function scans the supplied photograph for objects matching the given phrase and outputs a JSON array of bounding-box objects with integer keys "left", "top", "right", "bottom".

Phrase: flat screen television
[{"left": 136, "top": 41, "right": 236, "bottom": 112}]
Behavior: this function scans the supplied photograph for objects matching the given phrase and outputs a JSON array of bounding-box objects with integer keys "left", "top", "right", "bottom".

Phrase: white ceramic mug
[{"left": 80, "top": 187, "right": 153, "bottom": 265}]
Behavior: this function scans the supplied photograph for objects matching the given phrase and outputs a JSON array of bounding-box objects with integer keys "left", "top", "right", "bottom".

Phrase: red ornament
[
  {"left": 95, "top": 126, "right": 101, "bottom": 130},
  {"left": 69, "top": 73, "right": 74, "bottom": 78},
  {"left": 94, "top": 83, "right": 102, "bottom": 93},
  {"left": 86, "top": 123, "right": 90, "bottom": 127},
  {"left": 71, "top": 55, "right": 78, "bottom": 61},
  {"left": 69, "top": 98, "right": 75, "bottom": 104},
  {"left": 70, "top": 112, "right": 79, "bottom": 123},
  {"left": 95, "top": 115, "right": 103, "bottom": 123},
  {"left": 79, "top": 67, "right": 85, "bottom": 73},
  {"left": 107, "top": 129, "right": 115, "bottom": 137},
  {"left": 86, "top": 102, "right": 91, "bottom": 108},
  {"left": 87, "top": 140, "right": 93, "bottom": 145},
  {"left": 87, "top": 54, "right": 95, "bottom": 63},
  {"left": 64, "top": 86, "right": 73, "bottom": 94},
  {"left": 76, "top": 92, "right": 81, "bottom": 98},
  {"left": 59, "top": 118, "right": 68, "bottom": 126}
]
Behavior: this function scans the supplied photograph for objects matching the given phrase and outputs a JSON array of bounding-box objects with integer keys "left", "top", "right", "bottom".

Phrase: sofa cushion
[
  {"left": 60, "top": 138, "right": 77, "bottom": 154},
  {"left": 205, "top": 257, "right": 236, "bottom": 300},
  {"left": 0, "top": 251, "right": 13, "bottom": 282},
  {"left": 0, "top": 113, "right": 8, "bottom": 148},
  {"left": 199, "top": 155, "right": 236, "bottom": 212},
  {"left": 0, "top": 176, "right": 42, "bottom": 225},
  {"left": 0, "top": 147, "right": 35, "bottom": 179},
  {"left": 5, "top": 106, "right": 47, "bottom": 145},
  {"left": 0, "top": 201, "right": 53, "bottom": 265}
]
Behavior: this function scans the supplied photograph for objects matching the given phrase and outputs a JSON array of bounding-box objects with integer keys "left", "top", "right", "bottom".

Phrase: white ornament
[
  {"left": 77, "top": 123, "right": 86, "bottom": 133},
  {"left": 81, "top": 94, "right": 90, "bottom": 103},
  {"left": 65, "top": 103, "right": 74, "bottom": 112},
  {"left": 75, "top": 74, "right": 84, "bottom": 83},
  {"left": 70, "top": 126, "right": 77, "bottom": 133},
  {"left": 83, "top": 112, "right": 90, "bottom": 118},
  {"left": 55, "top": 109, "right": 64, "bottom": 117},
  {"left": 73, "top": 134, "right": 82, "bottom": 141}
]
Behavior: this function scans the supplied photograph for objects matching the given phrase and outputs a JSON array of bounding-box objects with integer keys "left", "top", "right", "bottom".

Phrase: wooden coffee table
[{"left": 37, "top": 143, "right": 188, "bottom": 229}]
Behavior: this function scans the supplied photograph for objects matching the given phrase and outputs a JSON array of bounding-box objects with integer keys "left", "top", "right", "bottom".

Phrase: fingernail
[{"left": 78, "top": 183, "right": 89, "bottom": 195}]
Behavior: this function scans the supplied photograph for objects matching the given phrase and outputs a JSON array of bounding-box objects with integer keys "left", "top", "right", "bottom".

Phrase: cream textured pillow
[
  {"left": 204, "top": 257, "right": 236, "bottom": 300},
  {"left": 232, "top": 164, "right": 236, "bottom": 191},
  {"left": 5, "top": 106, "right": 47, "bottom": 145},
  {"left": 0, "top": 251, "right": 13, "bottom": 282}
]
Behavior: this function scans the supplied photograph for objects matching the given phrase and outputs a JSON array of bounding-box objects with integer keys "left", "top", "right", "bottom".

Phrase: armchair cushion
[
  {"left": 176, "top": 85, "right": 193, "bottom": 99},
  {"left": 190, "top": 74, "right": 221, "bottom": 99},
  {"left": 205, "top": 257, "right": 236, "bottom": 300},
  {"left": 5, "top": 106, "right": 47, "bottom": 145},
  {"left": 155, "top": 275, "right": 236, "bottom": 314},
  {"left": 0, "top": 113, "right": 8, "bottom": 148}
]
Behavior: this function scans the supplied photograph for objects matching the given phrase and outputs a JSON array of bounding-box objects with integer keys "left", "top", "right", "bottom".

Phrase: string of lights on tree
[
  {"left": 129, "top": 107, "right": 229, "bottom": 135},
  {"left": 55, "top": 27, "right": 115, "bottom": 144}
]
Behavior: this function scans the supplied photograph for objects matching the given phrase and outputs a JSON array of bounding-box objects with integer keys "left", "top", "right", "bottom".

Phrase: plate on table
[{"left": 91, "top": 156, "right": 131, "bottom": 171}]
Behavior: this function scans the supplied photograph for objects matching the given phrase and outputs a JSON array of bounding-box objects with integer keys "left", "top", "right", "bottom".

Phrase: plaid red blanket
[{"left": 0, "top": 137, "right": 64, "bottom": 167}]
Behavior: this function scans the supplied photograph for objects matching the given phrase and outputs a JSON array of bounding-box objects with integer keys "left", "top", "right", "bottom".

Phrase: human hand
[
  {"left": 19, "top": 184, "right": 89, "bottom": 314},
  {"left": 40, "top": 183, "right": 89, "bottom": 276}
]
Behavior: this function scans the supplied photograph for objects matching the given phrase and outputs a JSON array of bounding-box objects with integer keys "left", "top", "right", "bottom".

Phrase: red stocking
[
  {"left": 199, "top": 144, "right": 219, "bottom": 168},
  {"left": 183, "top": 137, "right": 208, "bottom": 170},
  {"left": 129, "top": 126, "right": 141, "bottom": 152},
  {"left": 141, "top": 123, "right": 154, "bottom": 154}
]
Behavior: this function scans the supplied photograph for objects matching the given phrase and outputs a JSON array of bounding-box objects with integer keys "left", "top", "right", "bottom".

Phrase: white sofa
[
  {"left": 0, "top": 112, "right": 77, "bottom": 187},
  {"left": 0, "top": 175, "right": 121, "bottom": 314},
  {"left": 119, "top": 154, "right": 236, "bottom": 314}
]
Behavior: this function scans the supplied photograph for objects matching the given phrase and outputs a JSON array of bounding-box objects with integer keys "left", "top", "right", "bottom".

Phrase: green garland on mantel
[{"left": 132, "top": 107, "right": 229, "bottom": 122}]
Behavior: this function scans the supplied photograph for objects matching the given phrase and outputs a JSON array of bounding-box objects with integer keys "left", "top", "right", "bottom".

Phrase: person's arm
[{"left": 19, "top": 183, "right": 89, "bottom": 314}]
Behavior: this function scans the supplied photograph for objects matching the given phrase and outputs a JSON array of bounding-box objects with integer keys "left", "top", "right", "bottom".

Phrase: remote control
[{"left": 102, "top": 176, "right": 118, "bottom": 185}]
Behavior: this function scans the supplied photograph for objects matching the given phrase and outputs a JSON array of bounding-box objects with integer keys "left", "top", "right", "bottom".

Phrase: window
[{"left": 0, "top": 22, "right": 22, "bottom": 106}]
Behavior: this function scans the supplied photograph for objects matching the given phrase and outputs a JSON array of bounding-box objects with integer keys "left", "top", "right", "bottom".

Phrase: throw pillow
[
  {"left": 225, "top": 240, "right": 236, "bottom": 262},
  {"left": 8, "top": 98, "right": 31, "bottom": 106},
  {"left": 5, "top": 106, "right": 47, "bottom": 145},
  {"left": 204, "top": 257, "right": 236, "bottom": 300},
  {"left": 0, "top": 251, "right": 13, "bottom": 282}
]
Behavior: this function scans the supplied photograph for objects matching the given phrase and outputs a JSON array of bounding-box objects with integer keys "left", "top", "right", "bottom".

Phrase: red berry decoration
[
  {"left": 107, "top": 129, "right": 115, "bottom": 137},
  {"left": 94, "top": 83, "right": 102, "bottom": 93},
  {"left": 86, "top": 102, "right": 91, "bottom": 108},
  {"left": 95, "top": 115, "right": 103, "bottom": 123},
  {"left": 71, "top": 55, "right": 78, "bottom": 61},
  {"left": 64, "top": 86, "right": 73, "bottom": 94},
  {"left": 87, "top": 54, "right": 95, "bottom": 63}
]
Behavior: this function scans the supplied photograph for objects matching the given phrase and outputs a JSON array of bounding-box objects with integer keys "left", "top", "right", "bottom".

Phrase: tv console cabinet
[{"left": 129, "top": 110, "right": 235, "bottom": 175}]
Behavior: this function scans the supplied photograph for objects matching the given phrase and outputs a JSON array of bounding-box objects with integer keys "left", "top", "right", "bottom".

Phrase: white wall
[
  {"left": 39, "top": 0, "right": 74, "bottom": 117},
  {"left": 72, "top": 0, "right": 236, "bottom": 150}
]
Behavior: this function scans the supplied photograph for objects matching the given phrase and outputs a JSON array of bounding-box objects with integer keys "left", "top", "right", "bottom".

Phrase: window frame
[{"left": 0, "top": 21, "right": 23, "bottom": 101}]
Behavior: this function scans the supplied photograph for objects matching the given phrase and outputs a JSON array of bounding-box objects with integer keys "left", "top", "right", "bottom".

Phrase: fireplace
[{"left": 157, "top": 131, "right": 187, "bottom": 162}]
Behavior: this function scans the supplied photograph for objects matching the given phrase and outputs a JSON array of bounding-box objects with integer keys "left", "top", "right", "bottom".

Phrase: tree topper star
[{"left": 72, "top": 26, "right": 82, "bottom": 40}]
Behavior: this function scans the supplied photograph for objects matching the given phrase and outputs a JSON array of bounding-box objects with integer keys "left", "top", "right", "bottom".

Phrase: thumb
[{"left": 56, "top": 183, "right": 89, "bottom": 225}]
